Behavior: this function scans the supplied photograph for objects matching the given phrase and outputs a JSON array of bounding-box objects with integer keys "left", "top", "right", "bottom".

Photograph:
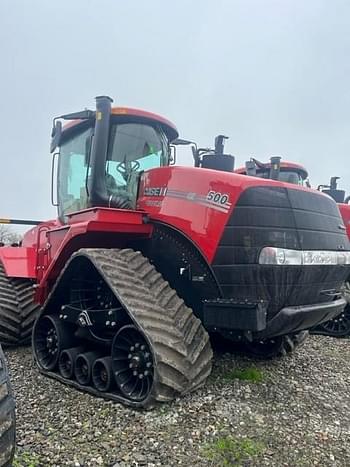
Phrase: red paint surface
[
  {"left": 137, "top": 166, "right": 321, "bottom": 262},
  {"left": 0, "top": 247, "right": 37, "bottom": 278},
  {"left": 111, "top": 108, "right": 178, "bottom": 135},
  {"left": 34, "top": 208, "right": 152, "bottom": 301},
  {"left": 0, "top": 209, "right": 152, "bottom": 302},
  {"left": 339, "top": 203, "right": 350, "bottom": 240}
]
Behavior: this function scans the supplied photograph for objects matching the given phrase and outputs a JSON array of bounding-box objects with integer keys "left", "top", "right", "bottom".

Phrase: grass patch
[
  {"left": 224, "top": 367, "right": 264, "bottom": 383},
  {"left": 203, "top": 436, "right": 264, "bottom": 466},
  {"left": 157, "top": 405, "right": 173, "bottom": 416},
  {"left": 13, "top": 450, "right": 41, "bottom": 467}
]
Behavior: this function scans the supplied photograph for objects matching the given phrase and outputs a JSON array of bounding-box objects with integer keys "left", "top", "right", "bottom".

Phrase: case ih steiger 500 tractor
[
  {"left": 0, "top": 96, "right": 349, "bottom": 408},
  {"left": 236, "top": 159, "right": 350, "bottom": 337}
]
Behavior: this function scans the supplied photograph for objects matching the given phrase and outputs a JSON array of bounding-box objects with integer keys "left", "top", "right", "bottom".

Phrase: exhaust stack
[{"left": 270, "top": 156, "right": 281, "bottom": 181}]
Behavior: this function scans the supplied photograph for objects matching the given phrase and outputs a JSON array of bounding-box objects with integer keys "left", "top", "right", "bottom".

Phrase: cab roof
[
  {"left": 62, "top": 106, "right": 179, "bottom": 142},
  {"left": 235, "top": 161, "right": 308, "bottom": 179}
]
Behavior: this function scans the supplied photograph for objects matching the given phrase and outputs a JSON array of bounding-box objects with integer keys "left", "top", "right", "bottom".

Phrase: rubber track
[
  {"left": 244, "top": 331, "right": 309, "bottom": 359},
  {"left": 277, "top": 331, "right": 308, "bottom": 357},
  {"left": 0, "top": 345, "right": 15, "bottom": 467},
  {"left": 343, "top": 280, "right": 350, "bottom": 305},
  {"left": 38, "top": 248, "right": 213, "bottom": 408},
  {"left": 0, "top": 263, "right": 39, "bottom": 346}
]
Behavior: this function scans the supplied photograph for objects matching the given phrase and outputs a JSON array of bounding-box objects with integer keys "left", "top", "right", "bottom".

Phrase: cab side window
[{"left": 58, "top": 128, "right": 91, "bottom": 220}]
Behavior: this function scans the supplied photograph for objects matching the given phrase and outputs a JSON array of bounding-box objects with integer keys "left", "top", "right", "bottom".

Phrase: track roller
[
  {"left": 92, "top": 356, "right": 113, "bottom": 392},
  {"left": 33, "top": 315, "right": 75, "bottom": 371},
  {"left": 75, "top": 351, "right": 102, "bottom": 386},
  {"left": 112, "top": 325, "right": 154, "bottom": 402},
  {"left": 59, "top": 346, "right": 84, "bottom": 379}
]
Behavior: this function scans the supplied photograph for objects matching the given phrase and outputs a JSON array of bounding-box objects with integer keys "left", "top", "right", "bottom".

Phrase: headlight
[
  {"left": 259, "top": 247, "right": 302, "bottom": 265},
  {"left": 259, "top": 247, "right": 350, "bottom": 265}
]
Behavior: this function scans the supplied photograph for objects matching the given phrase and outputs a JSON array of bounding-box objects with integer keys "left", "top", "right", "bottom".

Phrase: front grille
[{"left": 212, "top": 186, "right": 350, "bottom": 317}]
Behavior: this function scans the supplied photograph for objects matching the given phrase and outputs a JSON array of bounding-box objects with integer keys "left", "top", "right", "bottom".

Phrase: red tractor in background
[
  {"left": 0, "top": 96, "right": 349, "bottom": 408},
  {"left": 235, "top": 158, "right": 350, "bottom": 336},
  {"left": 315, "top": 177, "right": 350, "bottom": 335}
]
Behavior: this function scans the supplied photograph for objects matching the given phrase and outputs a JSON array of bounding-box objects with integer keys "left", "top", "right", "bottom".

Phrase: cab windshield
[{"left": 105, "top": 123, "right": 168, "bottom": 194}]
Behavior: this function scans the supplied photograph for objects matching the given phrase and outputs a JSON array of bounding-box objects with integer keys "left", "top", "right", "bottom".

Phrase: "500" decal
[{"left": 206, "top": 191, "right": 230, "bottom": 206}]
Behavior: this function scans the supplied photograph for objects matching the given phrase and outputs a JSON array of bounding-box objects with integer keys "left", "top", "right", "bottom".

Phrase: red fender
[{"left": 0, "top": 246, "right": 37, "bottom": 279}]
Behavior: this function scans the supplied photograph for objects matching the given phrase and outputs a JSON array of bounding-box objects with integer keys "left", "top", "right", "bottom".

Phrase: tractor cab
[
  {"left": 51, "top": 96, "right": 178, "bottom": 221},
  {"left": 235, "top": 157, "right": 309, "bottom": 187}
]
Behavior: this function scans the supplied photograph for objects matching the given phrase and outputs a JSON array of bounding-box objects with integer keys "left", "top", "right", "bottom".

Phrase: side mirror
[{"left": 50, "top": 120, "right": 62, "bottom": 153}]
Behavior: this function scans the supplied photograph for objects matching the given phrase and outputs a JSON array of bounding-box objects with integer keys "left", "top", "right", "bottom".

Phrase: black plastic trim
[{"left": 258, "top": 297, "right": 346, "bottom": 338}]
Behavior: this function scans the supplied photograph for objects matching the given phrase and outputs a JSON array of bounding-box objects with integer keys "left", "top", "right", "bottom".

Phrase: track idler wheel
[
  {"left": 75, "top": 351, "right": 102, "bottom": 386},
  {"left": 112, "top": 325, "right": 154, "bottom": 402},
  {"left": 92, "top": 356, "right": 113, "bottom": 392},
  {"left": 59, "top": 346, "right": 84, "bottom": 379},
  {"left": 33, "top": 315, "right": 75, "bottom": 371}
]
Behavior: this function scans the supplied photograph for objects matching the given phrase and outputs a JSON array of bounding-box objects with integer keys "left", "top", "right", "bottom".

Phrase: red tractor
[
  {"left": 315, "top": 177, "right": 350, "bottom": 336},
  {"left": 236, "top": 158, "right": 350, "bottom": 336},
  {"left": 0, "top": 96, "right": 349, "bottom": 408}
]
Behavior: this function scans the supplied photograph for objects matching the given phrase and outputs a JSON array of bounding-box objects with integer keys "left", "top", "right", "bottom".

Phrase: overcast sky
[{"left": 0, "top": 0, "right": 349, "bottom": 226}]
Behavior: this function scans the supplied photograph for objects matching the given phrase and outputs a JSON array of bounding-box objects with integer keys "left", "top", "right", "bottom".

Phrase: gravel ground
[{"left": 5, "top": 335, "right": 350, "bottom": 467}]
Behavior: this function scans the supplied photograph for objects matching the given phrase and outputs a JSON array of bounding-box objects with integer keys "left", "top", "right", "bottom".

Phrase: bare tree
[{"left": 0, "top": 225, "right": 22, "bottom": 244}]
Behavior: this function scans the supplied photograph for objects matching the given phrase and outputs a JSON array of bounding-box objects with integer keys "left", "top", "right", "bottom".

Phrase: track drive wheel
[
  {"left": 311, "top": 307, "right": 350, "bottom": 337},
  {"left": 244, "top": 331, "right": 308, "bottom": 359},
  {"left": 33, "top": 315, "right": 75, "bottom": 371},
  {"left": 0, "top": 345, "right": 15, "bottom": 467},
  {"left": 112, "top": 325, "right": 154, "bottom": 402}
]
